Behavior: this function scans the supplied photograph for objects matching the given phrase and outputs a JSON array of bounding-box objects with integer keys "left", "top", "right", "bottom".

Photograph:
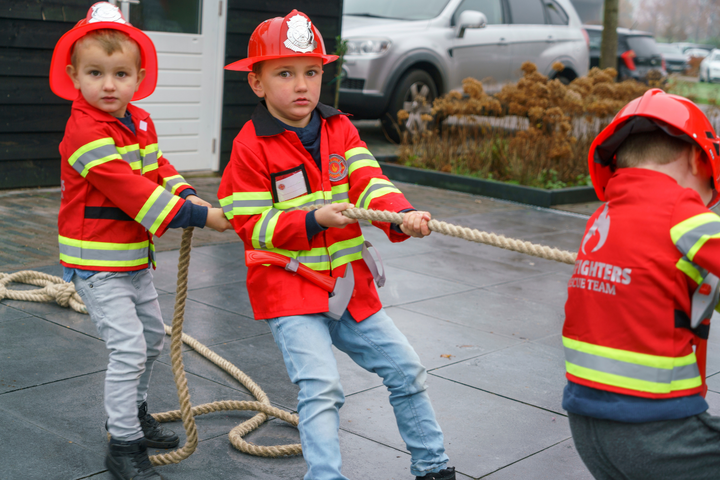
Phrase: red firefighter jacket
[
  {"left": 218, "top": 102, "right": 413, "bottom": 321},
  {"left": 563, "top": 168, "right": 720, "bottom": 400},
  {"left": 58, "top": 96, "right": 193, "bottom": 271}
]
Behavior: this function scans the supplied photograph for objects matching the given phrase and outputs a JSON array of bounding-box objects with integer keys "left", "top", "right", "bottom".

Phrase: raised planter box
[{"left": 377, "top": 157, "right": 598, "bottom": 208}]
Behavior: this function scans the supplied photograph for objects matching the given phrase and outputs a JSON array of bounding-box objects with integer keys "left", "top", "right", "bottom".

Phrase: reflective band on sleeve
[
  {"left": 68, "top": 138, "right": 122, "bottom": 178},
  {"left": 563, "top": 336, "right": 702, "bottom": 394},
  {"left": 676, "top": 256, "right": 706, "bottom": 285},
  {"left": 358, "top": 178, "right": 402, "bottom": 210},
  {"left": 671, "top": 212, "right": 720, "bottom": 260},
  {"left": 116, "top": 144, "right": 141, "bottom": 170},
  {"left": 219, "top": 192, "right": 274, "bottom": 219},
  {"left": 162, "top": 174, "right": 192, "bottom": 195},
  {"left": 58, "top": 235, "right": 150, "bottom": 268},
  {"left": 252, "top": 208, "right": 282, "bottom": 249},
  {"left": 135, "top": 186, "right": 181, "bottom": 235},
  {"left": 345, "top": 147, "right": 380, "bottom": 174},
  {"left": 328, "top": 235, "right": 365, "bottom": 269},
  {"left": 274, "top": 190, "right": 332, "bottom": 211},
  {"left": 141, "top": 144, "right": 160, "bottom": 174},
  {"left": 331, "top": 183, "right": 350, "bottom": 203}
]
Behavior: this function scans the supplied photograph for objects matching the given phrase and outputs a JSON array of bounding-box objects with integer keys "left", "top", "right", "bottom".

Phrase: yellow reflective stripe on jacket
[
  {"left": 135, "top": 186, "right": 181, "bottom": 235},
  {"left": 68, "top": 137, "right": 122, "bottom": 178},
  {"left": 274, "top": 190, "right": 332, "bottom": 210},
  {"left": 331, "top": 183, "right": 350, "bottom": 203},
  {"left": 219, "top": 192, "right": 274, "bottom": 219},
  {"left": 676, "top": 256, "right": 705, "bottom": 285},
  {"left": 116, "top": 144, "right": 141, "bottom": 170},
  {"left": 58, "top": 235, "right": 150, "bottom": 267},
  {"left": 563, "top": 336, "right": 701, "bottom": 394},
  {"left": 345, "top": 147, "right": 380, "bottom": 174},
  {"left": 671, "top": 212, "right": 720, "bottom": 261},
  {"left": 162, "top": 174, "right": 191, "bottom": 195},
  {"left": 141, "top": 144, "right": 160, "bottom": 174},
  {"left": 252, "top": 208, "right": 282, "bottom": 250},
  {"left": 328, "top": 235, "right": 365, "bottom": 268},
  {"left": 357, "top": 178, "right": 402, "bottom": 210}
]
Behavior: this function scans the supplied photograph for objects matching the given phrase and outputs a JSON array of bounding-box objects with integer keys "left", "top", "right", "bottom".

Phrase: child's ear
[
  {"left": 135, "top": 68, "right": 146, "bottom": 91},
  {"left": 247, "top": 72, "right": 265, "bottom": 98},
  {"left": 66, "top": 64, "right": 81, "bottom": 90},
  {"left": 689, "top": 146, "right": 707, "bottom": 177}
]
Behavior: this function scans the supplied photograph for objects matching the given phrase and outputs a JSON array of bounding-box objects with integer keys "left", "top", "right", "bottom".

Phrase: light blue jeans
[
  {"left": 73, "top": 269, "right": 165, "bottom": 441},
  {"left": 267, "top": 309, "right": 449, "bottom": 480}
]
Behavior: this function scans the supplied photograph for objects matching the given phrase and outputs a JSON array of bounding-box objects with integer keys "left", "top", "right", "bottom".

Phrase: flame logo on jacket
[{"left": 581, "top": 203, "right": 610, "bottom": 255}]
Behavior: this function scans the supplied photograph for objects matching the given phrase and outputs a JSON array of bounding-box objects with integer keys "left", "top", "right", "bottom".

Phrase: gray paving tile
[
  {"left": 482, "top": 438, "right": 592, "bottom": 480},
  {"left": 360, "top": 224, "right": 436, "bottom": 260},
  {"left": 432, "top": 335, "right": 567, "bottom": 414},
  {"left": 378, "top": 265, "right": 474, "bottom": 308},
  {"left": 402, "top": 289, "right": 565, "bottom": 341},
  {"left": 186, "top": 280, "right": 255, "bottom": 319},
  {"left": 152, "top": 248, "right": 248, "bottom": 294},
  {"left": 487, "top": 271, "right": 570, "bottom": 308},
  {"left": 0, "top": 316, "right": 107, "bottom": 393},
  {"left": 0, "top": 408, "right": 105, "bottom": 480},
  {"left": 338, "top": 375, "right": 571, "bottom": 479},
  {"left": 520, "top": 229, "right": 584, "bottom": 253},
  {"left": 192, "top": 241, "right": 246, "bottom": 261},
  {"left": 0, "top": 303, "right": 32, "bottom": 323}
]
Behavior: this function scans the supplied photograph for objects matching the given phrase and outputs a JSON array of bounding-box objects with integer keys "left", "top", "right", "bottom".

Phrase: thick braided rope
[
  {"left": 341, "top": 208, "right": 578, "bottom": 265},
  {"left": 0, "top": 271, "right": 87, "bottom": 314}
]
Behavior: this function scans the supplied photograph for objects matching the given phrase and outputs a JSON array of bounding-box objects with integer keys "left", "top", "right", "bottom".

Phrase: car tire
[{"left": 380, "top": 69, "right": 438, "bottom": 143}]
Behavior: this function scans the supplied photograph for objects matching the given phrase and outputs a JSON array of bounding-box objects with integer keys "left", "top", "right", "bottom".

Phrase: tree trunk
[{"left": 600, "top": 0, "right": 620, "bottom": 70}]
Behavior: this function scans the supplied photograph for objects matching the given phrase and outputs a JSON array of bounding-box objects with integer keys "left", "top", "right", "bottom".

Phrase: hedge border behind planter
[{"left": 376, "top": 156, "right": 598, "bottom": 208}]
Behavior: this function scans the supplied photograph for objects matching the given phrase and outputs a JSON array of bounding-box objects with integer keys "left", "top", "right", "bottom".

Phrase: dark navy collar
[{"left": 251, "top": 101, "right": 345, "bottom": 137}]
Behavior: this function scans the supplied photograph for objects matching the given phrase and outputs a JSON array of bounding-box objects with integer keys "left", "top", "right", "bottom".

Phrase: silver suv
[{"left": 339, "top": 0, "right": 589, "bottom": 135}]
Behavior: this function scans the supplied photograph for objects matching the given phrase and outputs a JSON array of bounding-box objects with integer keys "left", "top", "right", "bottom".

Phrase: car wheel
[{"left": 380, "top": 69, "right": 438, "bottom": 143}]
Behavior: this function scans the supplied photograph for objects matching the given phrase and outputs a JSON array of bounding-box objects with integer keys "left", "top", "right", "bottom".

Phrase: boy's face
[
  {"left": 248, "top": 57, "right": 323, "bottom": 128},
  {"left": 66, "top": 38, "right": 145, "bottom": 118}
]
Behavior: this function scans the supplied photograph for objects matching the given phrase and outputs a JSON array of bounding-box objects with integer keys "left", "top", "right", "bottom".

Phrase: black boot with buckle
[
  {"left": 416, "top": 466, "right": 456, "bottom": 480},
  {"left": 137, "top": 401, "right": 179, "bottom": 449},
  {"left": 106, "top": 437, "right": 164, "bottom": 480}
]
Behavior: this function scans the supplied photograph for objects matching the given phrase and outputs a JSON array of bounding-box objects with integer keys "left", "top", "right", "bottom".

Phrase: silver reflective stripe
[
  {"left": 58, "top": 243, "right": 148, "bottom": 262},
  {"left": 139, "top": 190, "right": 176, "bottom": 231},
  {"left": 359, "top": 183, "right": 393, "bottom": 210},
  {"left": 72, "top": 144, "right": 119, "bottom": 175},
  {"left": 330, "top": 243, "right": 364, "bottom": 263},
  {"left": 332, "top": 191, "right": 349, "bottom": 202},
  {"left": 676, "top": 222, "right": 720, "bottom": 255},
  {"left": 143, "top": 150, "right": 158, "bottom": 169},
  {"left": 258, "top": 209, "right": 281, "bottom": 249},
  {"left": 347, "top": 153, "right": 376, "bottom": 166},
  {"left": 120, "top": 149, "right": 141, "bottom": 166},
  {"left": 230, "top": 199, "right": 274, "bottom": 212},
  {"left": 564, "top": 347, "right": 700, "bottom": 384},
  {"left": 164, "top": 176, "right": 186, "bottom": 192},
  {"left": 276, "top": 198, "right": 326, "bottom": 211},
  {"left": 297, "top": 254, "right": 331, "bottom": 264}
]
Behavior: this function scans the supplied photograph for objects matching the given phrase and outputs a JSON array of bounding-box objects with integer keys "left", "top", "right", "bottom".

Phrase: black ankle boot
[
  {"left": 416, "top": 466, "right": 456, "bottom": 480},
  {"left": 138, "top": 401, "right": 179, "bottom": 449},
  {"left": 106, "top": 437, "right": 164, "bottom": 480}
]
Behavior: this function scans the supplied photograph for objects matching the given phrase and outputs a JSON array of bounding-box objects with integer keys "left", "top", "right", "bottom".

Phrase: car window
[
  {"left": 586, "top": 29, "right": 601, "bottom": 49},
  {"left": 626, "top": 36, "right": 660, "bottom": 57},
  {"left": 713, "top": 52, "right": 720, "bottom": 61},
  {"left": 507, "top": 0, "right": 545, "bottom": 24},
  {"left": 452, "top": 0, "right": 503, "bottom": 25},
  {"left": 544, "top": 0, "right": 568, "bottom": 25},
  {"left": 655, "top": 43, "right": 682, "bottom": 54},
  {"left": 344, "top": 0, "right": 452, "bottom": 21}
]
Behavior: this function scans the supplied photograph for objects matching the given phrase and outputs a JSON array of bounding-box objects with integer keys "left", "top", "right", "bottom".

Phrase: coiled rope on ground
[{"left": 0, "top": 208, "right": 578, "bottom": 465}]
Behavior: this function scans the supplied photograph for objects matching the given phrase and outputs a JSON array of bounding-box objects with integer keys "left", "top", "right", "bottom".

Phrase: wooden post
[{"left": 600, "top": 0, "right": 619, "bottom": 70}]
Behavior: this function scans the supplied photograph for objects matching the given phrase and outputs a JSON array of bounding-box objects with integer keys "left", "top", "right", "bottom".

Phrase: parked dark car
[
  {"left": 656, "top": 43, "right": 688, "bottom": 73},
  {"left": 584, "top": 25, "right": 666, "bottom": 81}
]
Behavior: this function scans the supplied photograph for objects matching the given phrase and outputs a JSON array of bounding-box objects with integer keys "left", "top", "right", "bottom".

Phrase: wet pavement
[{"left": 4, "top": 175, "right": 720, "bottom": 480}]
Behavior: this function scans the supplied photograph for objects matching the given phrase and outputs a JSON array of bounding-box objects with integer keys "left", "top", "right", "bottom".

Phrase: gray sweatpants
[
  {"left": 73, "top": 269, "right": 165, "bottom": 441},
  {"left": 569, "top": 411, "right": 720, "bottom": 480}
]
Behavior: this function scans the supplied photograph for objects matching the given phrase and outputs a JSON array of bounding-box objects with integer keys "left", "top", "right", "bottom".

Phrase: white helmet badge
[{"left": 284, "top": 14, "right": 317, "bottom": 53}]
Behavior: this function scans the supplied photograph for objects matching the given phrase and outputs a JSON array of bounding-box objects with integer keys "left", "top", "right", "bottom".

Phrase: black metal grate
[{"left": 341, "top": 78, "right": 365, "bottom": 90}]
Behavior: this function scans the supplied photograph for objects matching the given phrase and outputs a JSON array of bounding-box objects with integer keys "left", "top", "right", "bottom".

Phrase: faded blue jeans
[
  {"left": 73, "top": 269, "right": 165, "bottom": 441},
  {"left": 267, "top": 309, "right": 449, "bottom": 480}
]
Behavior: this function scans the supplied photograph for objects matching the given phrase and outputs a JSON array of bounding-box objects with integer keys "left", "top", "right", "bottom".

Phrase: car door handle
[
  {"left": 546, "top": 36, "right": 555, "bottom": 43},
  {"left": 498, "top": 37, "right": 508, "bottom": 46}
]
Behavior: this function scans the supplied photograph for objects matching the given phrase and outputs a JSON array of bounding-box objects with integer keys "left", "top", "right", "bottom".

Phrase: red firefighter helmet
[
  {"left": 225, "top": 10, "right": 338, "bottom": 72},
  {"left": 589, "top": 88, "right": 720, "bottom": 203},
  {"left": 49, "top": 2, "right": 157, "bottom": 101}
]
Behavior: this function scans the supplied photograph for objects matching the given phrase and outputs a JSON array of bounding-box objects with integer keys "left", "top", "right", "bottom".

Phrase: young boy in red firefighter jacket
[
  {"left": 49, "top": 4, "right": 230, "bottom": 479},
  {"left": 563, "top": 88, "right": 720, "bottom": 479},
  {"left": 218, "top": 10, "right": 455, "bottom": 480}
]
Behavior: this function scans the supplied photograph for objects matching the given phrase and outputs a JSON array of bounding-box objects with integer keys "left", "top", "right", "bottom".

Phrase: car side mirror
[{"left": 456, "top": 10, "right": 487, "bottom": 38}]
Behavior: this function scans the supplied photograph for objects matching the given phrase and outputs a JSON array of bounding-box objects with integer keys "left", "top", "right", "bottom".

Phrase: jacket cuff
[
  {"left": 305, "top": 210, "right": 328, "bottom": 240},
  {"left": 179, "top": 188, "right": 197, "bottom": 200}
]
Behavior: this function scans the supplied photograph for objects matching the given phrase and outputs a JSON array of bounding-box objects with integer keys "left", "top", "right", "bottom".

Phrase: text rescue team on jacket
[
  {"left": 58, "top": 96, "right": 194, "bottom": 271},
  {"left": 218, "top": 102, "right": 413, "bottom": 321}
]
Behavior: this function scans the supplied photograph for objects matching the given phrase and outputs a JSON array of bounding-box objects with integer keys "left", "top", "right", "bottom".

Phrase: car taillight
[
  {"left": 621, "top": 50, "right": 636, "bottom": 70},
  {"left": 581, "top": 28, "right": 590, "bottom": 49}
]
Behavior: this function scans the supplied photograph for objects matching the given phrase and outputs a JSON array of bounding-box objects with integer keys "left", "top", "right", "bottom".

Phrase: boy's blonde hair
[
  {"left": 71, "top": 29, "right": 141, "bottom": 69},
  {"left": 616, "top": 130, "right": 691, "bottom": 168}
]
